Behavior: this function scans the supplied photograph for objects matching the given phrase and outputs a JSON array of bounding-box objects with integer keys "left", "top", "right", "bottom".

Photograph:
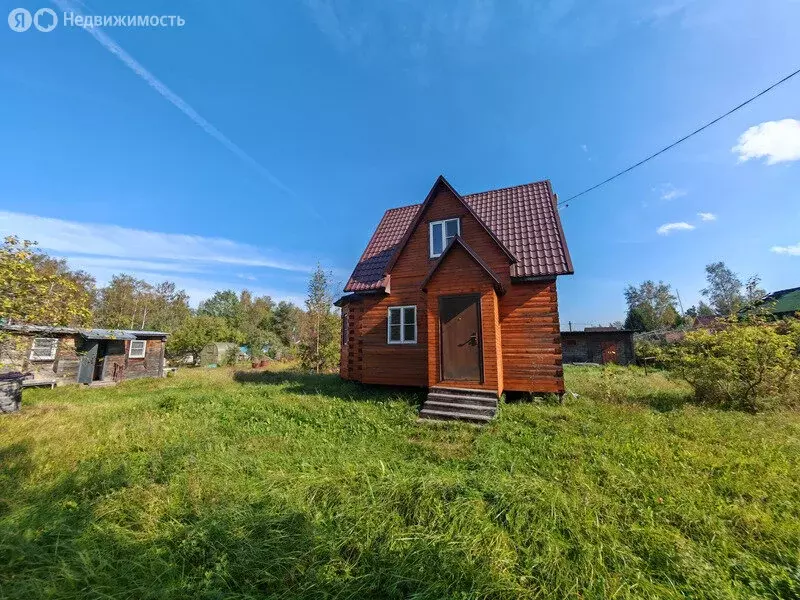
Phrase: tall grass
[{"left": 1, "top": 366, "right": 799, "bottom": 599}]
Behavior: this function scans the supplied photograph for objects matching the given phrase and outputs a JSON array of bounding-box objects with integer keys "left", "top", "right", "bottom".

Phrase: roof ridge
[{"left": 464, "top": 179, "right": 551, "bottom": 198}]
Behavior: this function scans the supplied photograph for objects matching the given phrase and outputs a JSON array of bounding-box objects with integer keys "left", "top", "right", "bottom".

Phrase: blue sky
[{"left": 1, "top": 0, "right": 798, "bottom": 325}]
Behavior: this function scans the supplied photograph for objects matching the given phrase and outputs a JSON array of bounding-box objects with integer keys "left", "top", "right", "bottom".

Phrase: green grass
[{"left": 1, "top": 366, "right": 799, "bottom": 599}]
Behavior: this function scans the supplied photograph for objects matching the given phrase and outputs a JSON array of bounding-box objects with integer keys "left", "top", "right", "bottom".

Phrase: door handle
[{"left": 458, "top": 333, "right": 478, "bottom": 347}]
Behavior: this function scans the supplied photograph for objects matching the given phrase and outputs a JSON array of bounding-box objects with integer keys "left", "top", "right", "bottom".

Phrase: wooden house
[
  {"left": 335, "top": 176, "right": 573, "bottom": 422},
  {"left": 0, "top": 324, "right": 167, "bottom": 385}
]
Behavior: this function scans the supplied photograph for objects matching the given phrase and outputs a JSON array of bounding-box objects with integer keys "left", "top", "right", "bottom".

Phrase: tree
[
  {"left": 166, "top": 315, "right": 240, "bottom": 364},
  {"left": 624, "top": 306, "right": 654, "bottom": 332},
  {"left": 298, "top": 265, "right": 340, "bottom": 373},
  {"left": 701, "top": 262, "right": 747, "bottom": 316},
  {"left": 685, "top": 301, "right": 715, "bottom": 319},
  {"left": 197, "top": 290, "right": 242, "bottom": 329},
  {"left": 623, "top": 280, "right": 680, "bottom": 331},
  {"left": 273, "top": 301, "right": 302, "bottom": 350},
  {"left": 0, "top": 236, "right": 93, "bottom": 326},
  {"left": 94, "top": 275, "right": 190, "bottom": 331},
  {"left": 744, "top": 275, "right": 766, "bottom": 305}
]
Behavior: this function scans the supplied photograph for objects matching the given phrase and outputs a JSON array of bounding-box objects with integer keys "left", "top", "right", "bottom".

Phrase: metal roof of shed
[{"left": 0, "top": 324, "right": 168, "bottom": 339}]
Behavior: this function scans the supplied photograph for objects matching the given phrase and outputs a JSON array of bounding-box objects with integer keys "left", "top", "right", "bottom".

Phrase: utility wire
[{"left": 559, "top": 65, "right": 800, "bottom": 207}]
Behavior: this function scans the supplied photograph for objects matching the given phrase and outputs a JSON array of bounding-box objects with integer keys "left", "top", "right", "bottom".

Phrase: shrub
[{"left": 662, "top": 318, "right": 800, "bottom": 412}]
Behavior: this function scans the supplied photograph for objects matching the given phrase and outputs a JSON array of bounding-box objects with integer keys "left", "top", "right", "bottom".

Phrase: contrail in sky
[{"left": 50, "top": 0, "right": 294, "bottom": 196}]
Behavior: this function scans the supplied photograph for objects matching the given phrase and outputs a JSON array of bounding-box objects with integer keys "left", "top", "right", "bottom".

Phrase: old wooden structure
[
  {"left": 561, "top": 328, "right": 635, "bottom": 366},
  {"left": 336, "top": 176, "right": 573, "bottom": 422},
  {"left": 0, "top": 324, "right": 167, "bottom": 385}
]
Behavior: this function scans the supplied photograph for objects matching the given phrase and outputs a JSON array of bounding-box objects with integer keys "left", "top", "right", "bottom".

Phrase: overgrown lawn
[{"left": 1, "top": 366, "right": 799, "bottom": 599}]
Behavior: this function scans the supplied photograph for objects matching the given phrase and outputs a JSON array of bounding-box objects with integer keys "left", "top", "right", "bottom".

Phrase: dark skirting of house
[
  {"left": 561, "top": 328, "right": 635, "bottom": 365},
  {"left": 0, "top": 324, "right": 168, "bottom": 385}
]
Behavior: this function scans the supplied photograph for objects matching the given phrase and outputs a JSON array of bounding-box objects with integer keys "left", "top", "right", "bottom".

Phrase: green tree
[
  {"left": 623, "top": 280, "right": 680, "bottom": 331},
  {"left": 298, "top": 265, "right": 340, "bottom": 373},
  {"left": 702, "top": 262, "right": 741, "bottom": 316},
  {"left": 0, "top": 236, "right": 93, "bottom": 327},
  {"left": 273, "top": 300, "right": 302, "bottom": 351},
  {"left": 94, "top": 275, "right": 190, "bottom": 331},
  {"left": 197, "top": 290, "right": 242, "bottom": 329},
  {"left": 624, "top": 305, "right": 655, "bottom": 332},
  {"left": 166, "top": 315, "right": 240, "bottom": 364}
]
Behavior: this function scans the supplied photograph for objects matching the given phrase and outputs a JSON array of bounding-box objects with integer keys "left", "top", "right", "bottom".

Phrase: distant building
[
  {"left": 0, "top": 324, "right": 167, "bottom": 385},
  {"left": 561, "top": 328, "right": 635, "bottom": 365},
  {"left": 740, "top": 286, "right": 800, "bottom": 320}
]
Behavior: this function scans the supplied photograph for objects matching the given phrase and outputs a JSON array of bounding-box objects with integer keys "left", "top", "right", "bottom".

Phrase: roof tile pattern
[
  {"left": 344, "top": 180, "right": 572, "bottom": 291},
  {"left": 345, "top": 204, "right": 421, "bottom": 291}
]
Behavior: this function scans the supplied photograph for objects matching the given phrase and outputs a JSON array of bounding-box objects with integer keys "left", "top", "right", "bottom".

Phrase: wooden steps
[{"left": 419, "top": 386, "right": 499, "bottom": 424}]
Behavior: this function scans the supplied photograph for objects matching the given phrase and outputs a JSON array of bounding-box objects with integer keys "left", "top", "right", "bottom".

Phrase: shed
[
  {"left": 561, "top": 329, "right": 635, "bottom": 365},
  {"left": 0, "top": 324, "right": 168, "bottom": 385},
  {"left": 199, "top": 342, "right": 238, "bottom": 366}
]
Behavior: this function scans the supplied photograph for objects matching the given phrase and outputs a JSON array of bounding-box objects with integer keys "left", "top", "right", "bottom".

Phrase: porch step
[
  {"left": 423, "top": 401, "right": 496, "bottom": 417},
  {"left": 429, "top": 386, "right": 498, "bottom": 398},
  {"left": 419, "top": 386, "right": 499, "bottom": 424},
  {"left": 418, "top": 408, "right": 494, "bottom": 425},
  {"left": 426, "top": 392, "right": 497, "bottom": 408}
]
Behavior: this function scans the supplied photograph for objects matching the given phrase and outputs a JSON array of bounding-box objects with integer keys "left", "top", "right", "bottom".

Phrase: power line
[{"left": 558, "top": 65, "right": 800, "bottom": 207}]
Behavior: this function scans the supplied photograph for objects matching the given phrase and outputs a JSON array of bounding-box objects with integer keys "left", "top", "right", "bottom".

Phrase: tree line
[
  {"left": 623, "top": 261, "right": 767, "bottom": 332},
  {"left": 0, "top": 236, "right": 340, "bottom": 371}
]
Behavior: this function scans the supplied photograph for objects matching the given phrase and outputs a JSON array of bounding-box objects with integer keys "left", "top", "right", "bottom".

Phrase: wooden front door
[{"left": 439, "top": 295, "right": 482, "bottom": 382}]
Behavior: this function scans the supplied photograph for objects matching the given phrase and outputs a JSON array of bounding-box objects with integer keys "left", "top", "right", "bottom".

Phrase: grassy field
[{"left": 1, "top": 366, "right": 799, "bottom": 599}]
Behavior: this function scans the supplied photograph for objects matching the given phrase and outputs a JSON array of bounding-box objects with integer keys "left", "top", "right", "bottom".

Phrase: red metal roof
[{"left": 344, "top": 178, "right": 573, "bottom": 292}]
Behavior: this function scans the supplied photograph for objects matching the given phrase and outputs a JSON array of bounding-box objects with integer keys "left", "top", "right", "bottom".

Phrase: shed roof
[
  {"left": 0, "top": 324, "right": 168, "bottom": 339},
  {"left": 344, "top": 176, "right": 573, "bottom": 292}
]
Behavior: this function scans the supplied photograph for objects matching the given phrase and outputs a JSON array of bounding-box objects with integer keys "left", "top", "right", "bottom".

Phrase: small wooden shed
[
  {"left": 0, "top": 324, "right": 167, "bottom": 385},
  {"left": 199, "top": 342, "right": 238, "bottom": 366},
  {"left": 561, "top": 328, "right": 635, "bottom": 365}
]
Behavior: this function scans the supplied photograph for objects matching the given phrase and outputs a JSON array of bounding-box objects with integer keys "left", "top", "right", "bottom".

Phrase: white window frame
[
  {"left": 29, "top": 337, "right": 58, "bottom": 361},
  {"left": 128, "top": 339, "right": 147, "bottom": 358},
  {"left": 387, "top": 305, "right": 417, "bottom": 344},
  {"left": 428, "top": 218, "right": 460, "bottom": 258}
]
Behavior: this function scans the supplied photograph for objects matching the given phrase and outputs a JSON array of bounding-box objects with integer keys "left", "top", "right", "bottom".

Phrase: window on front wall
[
  {"left": 29, "top": 337, "right": 58, "bottom": 361},
  {"left": 128, "top": 340, "right": 147, "bottom": 358},
  {"left": 429, "top": 218, "right": 460, "bottom": 258},
  {"left": 388, "top": 306, "right": 417, "bottom": 344}
]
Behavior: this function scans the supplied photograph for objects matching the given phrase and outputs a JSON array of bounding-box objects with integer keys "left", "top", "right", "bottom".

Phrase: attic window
[
  {"left": 429, "top": 218, "right": 460, "bottom": 258},
  {"left": 128, "top": 340, "right": 147, "bottom": 358},
  {"left": 29, "top": 337, "right": 58, "bottom": 361}
]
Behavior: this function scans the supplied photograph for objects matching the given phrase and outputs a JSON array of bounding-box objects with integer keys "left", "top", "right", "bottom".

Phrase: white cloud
[
  {"left": 698, "top": 212, "right": 717, "bottom": 221},
  {"left": 581, "top": 144, "right": 588, "bottom": 152},
  {"left": 0, "top": 211, "right": 312, "bottom": 273},
  {"left": 657, "top": 222, "right": 695, "bottom": 235},
  {"left": 771, "top": 243, "right": 800, "bottom": 256},
  {"left": 732, "top": 119, "right": 800, "bottom": 164},
  {"left": 659, "top": 184, "right": 687, "bottom": 201}
]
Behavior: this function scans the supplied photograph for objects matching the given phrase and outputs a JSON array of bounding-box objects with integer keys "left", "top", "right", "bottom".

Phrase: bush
[{"left": 662, "top": 319, "right": 800, "bottom": 412}]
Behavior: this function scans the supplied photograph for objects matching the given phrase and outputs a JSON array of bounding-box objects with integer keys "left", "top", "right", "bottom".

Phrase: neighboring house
[
  {"left": 561, "top": 328, "right": 635, "bottom": 365},
  {"left": 740, "top": 286, "right": 800, "bottom": 320},
  {"left": 335, "top": 175, "right": 573, "bottom": 423},
  {"left": 0, "top": 324, "right": 167, "bottom": 385}
]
